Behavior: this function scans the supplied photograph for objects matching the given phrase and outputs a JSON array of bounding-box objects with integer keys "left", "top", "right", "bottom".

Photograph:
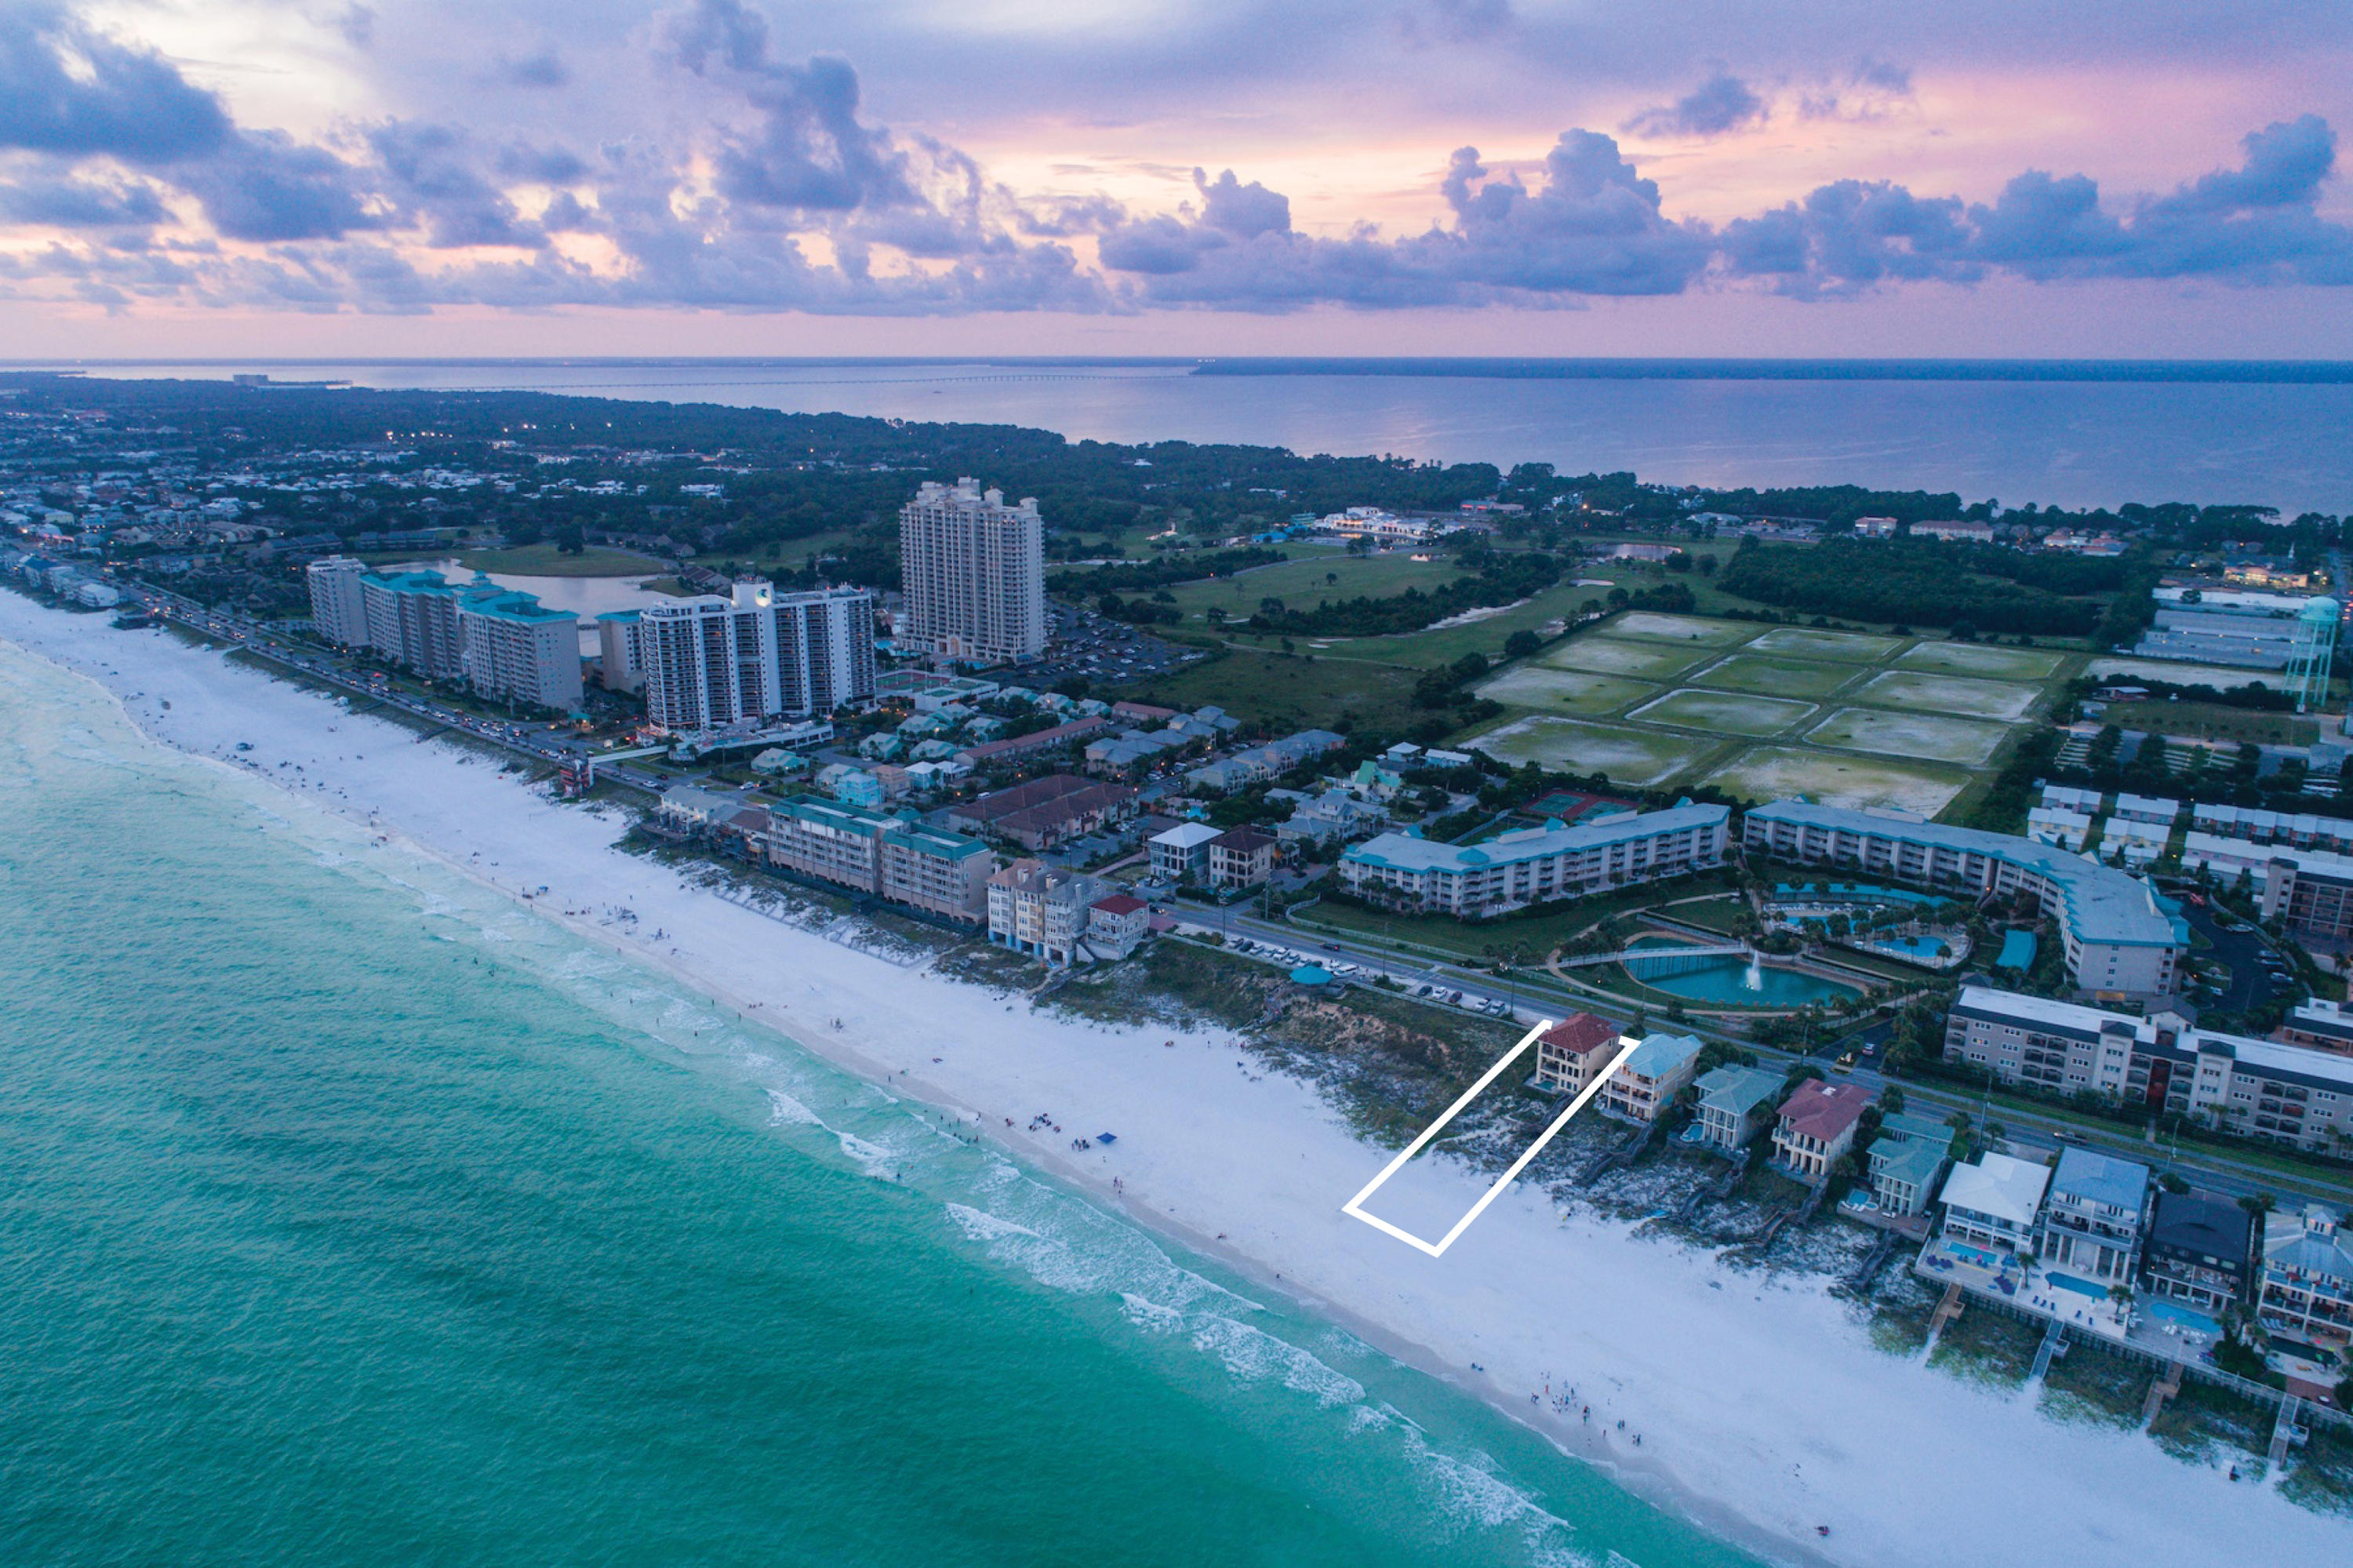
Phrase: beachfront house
[
  {"left": 2141, "top": 1190, "right": 2260, "bottom": 1312},
  {"left": 1150, "top": 822, "right": 1222, "bottom": 883},
  {"left": 1865, "top": 1112, "right": 1953, "bottom": 1218},
  {"left": 2260, "top": 1204, "right": 2353, "bottom": 1352},
  {"left": 1085, "top": 894, "right": 1151, "bottom": 960},
  {"left": 1937, "top": 1152, "right": 2052, "bottom": 1255},
  {"left": 1771, "top": 1079, "right": 1872, "bottom": 1184},
  {"left": 1207, "top": 828, "right": 1278, "bottom": 889},
  {"left": 2035, "top": 1148, "right": 2153, "bottom": 1285},
  {"left": 1691, "top": 1064, "right": 1786, "bottom": 1151},
  {"left": 657, "top": 784, "right": 744, "bottom": 835},
  {"left": 1532, "top": 1013, "right": 1624, "bottom": 1097},
  {"left": 1599, "top": 1033, "right": 1703, "bottom": 1124}
]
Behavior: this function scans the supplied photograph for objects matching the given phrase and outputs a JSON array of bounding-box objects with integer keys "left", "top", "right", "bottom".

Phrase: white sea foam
[
  {"left": 766, "top": 1090, "right": 822, "bottom": 1127},
  {"left": 1118, "top": 1293, "right": 1187, "bottom": 1334},
  {"left": 944, "top": 1203, "right": 1041, "bottom": 1243},
  {"left": 1187, "top": 1315, "right": 1366, "bottom": 1408}
]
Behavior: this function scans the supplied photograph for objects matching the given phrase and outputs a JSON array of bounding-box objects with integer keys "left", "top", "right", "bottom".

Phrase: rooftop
[
  {"left": 1621, "top": 1031, "right": 1703, "bottom": 1081},
  {"left": 1694, "top": 1064, "right": 1785, "bottom": 1118},
  {"left": 1939, "top": 1151, "right": 2052, "bottom": 1228},
  {"left": 1343, "top": 802, "right": 1728, "bottom": 876},
  {"left": 1777, "top": 1078, "right": 1872, "bottom": 1142},
  {"left": 2049, "top": 1146, "right": 2152, "bottom": 1213},
  {"left": 1540, "top": 1013, "right": 1620, "bottom": 1059},
  {"left": 1747, "top": 799, "right": 2187, "bottom": 951},
  {"left": 2148, "top": 1191, "right": 2257, "bottom": 1264}
]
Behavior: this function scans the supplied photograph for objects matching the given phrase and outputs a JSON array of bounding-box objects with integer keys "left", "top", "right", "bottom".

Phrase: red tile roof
[
  {"left": 1091, "top": 893, "right": 1147, "bottom": 915},
  {"left": 1777, "top": 1079, "right": 1872, "bottom": 1141},
  {"left": 1540, "top": 1013, "right": 1619, "bottom": 1057}
]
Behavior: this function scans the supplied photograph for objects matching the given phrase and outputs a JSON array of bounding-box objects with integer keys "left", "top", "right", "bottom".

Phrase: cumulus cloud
[
  {"left": 1799, "top": 57, "right": 1916, "bottom": 122},
  {"left": 661, "top": 0, "right": 913, "bottom": 213},
  {"left": 0, "top": 3, "right": 231, "bottom": 162},
  {"left": 1623, "top": 71, "right": 1768, "bottom": 140},
  {"left": 0, "top": 3, "right": 2347, "bottom": 320}
]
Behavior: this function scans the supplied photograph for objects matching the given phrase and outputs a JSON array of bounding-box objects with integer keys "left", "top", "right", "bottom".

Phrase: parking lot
[{"left": 1016, "top": 604, "right": 1202, "bottom": 690}]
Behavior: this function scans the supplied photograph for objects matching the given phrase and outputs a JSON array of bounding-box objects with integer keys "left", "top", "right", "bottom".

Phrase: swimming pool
[
  {"left": 2048, "top": 1272, "right": 2109, "bottom": 1300},
  {"left": 1620, "top": 936, "right": 1862, "bottom": 1006},
  {"left": 1946, "top": 1242, "right": 2006, "bottom": 1270},
  {"left": 2144, "top": 1299, "right": 2222, "bottom": 1337}
]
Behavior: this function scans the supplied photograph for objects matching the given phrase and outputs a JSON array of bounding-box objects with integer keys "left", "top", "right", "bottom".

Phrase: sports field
[
  {"left": 1467, "top": 715, "right": 1726, "bottom": 785},
  {"left": 1851, "top": 671, "right": 2045, "bottom": 721},
  {"left": 1700, "top": 747, "right": 1970, "bottom": 817},
  {"left": 1465, "top": 614, "right": 2081, "bottom": 817},
  {"left": 1540, "top": 635, "right": 1714, "bottom": 680},
  {"left": 1690, "top": 654, "right": 1858, "bottom": 700},
  {"left": 1629, "top": 689, "right": 1817, "bottom": 737},
  {"left": 1475, "top": 667, "right": 1658, "bottom": 715},
  {"left": 1807, "top": 707, "right": 2013, "bottom": 766}
]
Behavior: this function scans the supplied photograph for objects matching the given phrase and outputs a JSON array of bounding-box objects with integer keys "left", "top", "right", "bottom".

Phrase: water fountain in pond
[{"left": 1742, "top": 951, "right": 1765, "bottom": 991}]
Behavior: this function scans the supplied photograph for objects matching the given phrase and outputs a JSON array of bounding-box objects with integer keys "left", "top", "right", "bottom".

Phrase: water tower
[{"left": 2289, "top": 595, "right": 2338, "bottom": 714}]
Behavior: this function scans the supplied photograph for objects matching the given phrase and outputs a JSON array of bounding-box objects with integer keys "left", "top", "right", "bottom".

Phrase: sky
[{"left": 2, "top": 0, "right": 2351, "bottom": 358}]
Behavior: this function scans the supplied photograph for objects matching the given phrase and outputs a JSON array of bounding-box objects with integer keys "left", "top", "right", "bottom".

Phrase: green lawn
[
  {"left": 1742, "top": 627, "right": 1909, "bottom": 664},
  {"left": 1896, "top": 641, "right": 2067, "bottom": 680},
  {"left": 1464, "top": 714, "right": 1729, "bottom": 785},
  {"left": 1849, "top": 670, "right": 2045, "bottom": 721},
  {"left": 1120, "top": 649, "right": 1424, "bottom": 733},
  {"left": 1627, "top": 689, "right": 1817, "bottom": 737},
  {"left": 1806, "top": 707, "right": 2013, "bottom": 767},
  {"left": 1475, "top": 667, "right": 1658, "bottom": 715},
  {"left": 1690, "top": 654, "right": 1864, "bottom": 701},
  {"left": 1701, "top": 744, "right": 1970, "bottom": 817},
  {"left": 1541, "top": 635, "right": 1715, "bottom": 681},
  {"left": 457, "top": 543, "right": 668, "bottom": 577},
  {"left": 1162, "top": 551, "right": 1463, "bottom": 624}
]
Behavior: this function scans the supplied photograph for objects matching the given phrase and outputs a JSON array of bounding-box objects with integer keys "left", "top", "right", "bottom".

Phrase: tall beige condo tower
[{"left": 898, "top": 477, "right": 1047, "bottom": 664}]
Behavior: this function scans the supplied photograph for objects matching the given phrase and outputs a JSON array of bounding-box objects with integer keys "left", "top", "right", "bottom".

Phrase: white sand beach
[{"left": 5, "top": 593, "right": 2345, "bottom": 1568}]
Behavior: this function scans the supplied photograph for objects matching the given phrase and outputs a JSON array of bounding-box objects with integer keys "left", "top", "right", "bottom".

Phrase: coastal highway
[
  {"left": 1184, "top": 896, "right": 2353, "bottom": 1210},
  {"left": 118, "top": 587, "right": 2351, "bottom": 1209}
]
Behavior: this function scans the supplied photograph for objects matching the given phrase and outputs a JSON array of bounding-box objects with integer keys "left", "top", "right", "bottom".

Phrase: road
[{"left": 119, "top": 586, "right": 2353, "bottom": 1208}]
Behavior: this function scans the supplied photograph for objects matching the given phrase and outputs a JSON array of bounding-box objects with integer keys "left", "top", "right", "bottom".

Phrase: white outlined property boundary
[{"left": 1341, "top": 1022, "right": 1640, "bottom": 1257}]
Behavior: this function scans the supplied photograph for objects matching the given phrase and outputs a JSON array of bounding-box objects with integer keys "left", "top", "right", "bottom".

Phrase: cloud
[
  {"left": 1798, "top": 56, "right": 1917, "bottom": 122},
  {"left": 367, "top": 120, "right": 534, "bottom": 247},
  {"left": 1098, "top": 133, "right": 1711, "bottom": 308},
  {"left": 494, "top": 49, "right": 569, "bottom": 89},
  {"left": 0, "top": 173, "right": 170, "bottom": 229},
  {"left": 173, "top": 131, "right": 379, "bottom": 242},
  {"left": 0, "top": 3, "right": 231, "bottom": 163},
  {"left": 661, "top": 0, "right": 913, "bottom": 213},
  {"left": 1722, "top": 180, "right": 1978, "bottom": 297},
  {"left": 1623, "top": 72, "right": 1768, "bottom": 140}
]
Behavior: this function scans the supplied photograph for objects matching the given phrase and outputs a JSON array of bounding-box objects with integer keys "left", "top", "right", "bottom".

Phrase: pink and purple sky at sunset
[{"left": 4, "top": 0, "right": 2351, "bottom": 357}]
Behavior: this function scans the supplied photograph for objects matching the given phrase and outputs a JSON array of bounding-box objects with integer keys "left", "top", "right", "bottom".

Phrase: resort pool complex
[
  {"left": 1619, "top": 937, "right": 1862, "bottom": 1007},
  {"left": 2049, "top": 1273, "right": 2110, "bottom": 1299},
  {"left": 2145, "top": 1299, "right": 2223, "bottom": 1337}
]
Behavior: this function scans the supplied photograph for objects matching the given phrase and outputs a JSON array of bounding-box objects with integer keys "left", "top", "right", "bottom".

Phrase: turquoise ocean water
[{"left": 0, "top": 636, "right": 1758, "bottom": 1568}]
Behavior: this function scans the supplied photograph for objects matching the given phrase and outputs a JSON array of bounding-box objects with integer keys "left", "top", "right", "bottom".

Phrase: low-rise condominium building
[
  {"left": 1149, "top": 822, "right": 1223, "bottom": 882},
  {"left": 987, "top": 860, "right": 1104, "bottom": 967},
  {"left": 761, "top": 796, "right": 994, "bottom": 922},
  {"left": 1945, "top": 985, "right": 2353, "bottom": 1154},
  {"left": 1743, "top": 799, "right": 2188, "bottom": 998},
  {"left": 1340, "top": 802, "right": 1730, "bottom": 918}
]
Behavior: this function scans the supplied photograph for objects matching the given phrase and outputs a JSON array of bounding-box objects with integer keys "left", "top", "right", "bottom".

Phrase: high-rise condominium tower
[
  {"left": 633, "top": 581, "right": 876, "bottom": 733},
  {"left": 897, "top": 478, "right": 1046, "bottom": 664}
]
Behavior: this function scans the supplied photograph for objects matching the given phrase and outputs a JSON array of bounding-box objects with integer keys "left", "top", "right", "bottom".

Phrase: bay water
[
  {"left": 26, "top": 358, "right": 2353, "bottom": 514},
  {"left": 0, "top": 634, "right": 1757, "bottom": 1567}
]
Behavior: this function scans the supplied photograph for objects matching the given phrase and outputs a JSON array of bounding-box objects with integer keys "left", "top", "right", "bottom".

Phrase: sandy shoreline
[{"left": 7, "top": 593, "right": 2346, "bottom": 1568}]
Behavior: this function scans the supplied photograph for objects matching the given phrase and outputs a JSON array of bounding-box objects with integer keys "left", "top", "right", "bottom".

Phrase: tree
[
  {"left": 1697, "top": 553, "right": 1718, "bottom": 577},
  {"left": 2159, "top": 1171, "right": 2190, "bottom": 1194},
  {"left": 1504, "top": 629, "right": 1542, "bottom": 659}
]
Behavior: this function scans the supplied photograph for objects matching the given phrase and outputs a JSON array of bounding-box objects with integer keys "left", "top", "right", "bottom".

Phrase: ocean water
[
  {"left": 23, "top": 357, "right": 2353, "bottom": 514},
  {"left": 0, "top": 635, "right": 1756, "bottom": 1568}
]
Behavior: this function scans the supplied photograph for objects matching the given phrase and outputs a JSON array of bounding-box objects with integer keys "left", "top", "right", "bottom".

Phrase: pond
[{"left": 1620, "top": 936, "right": 1862, "bottom": 1007}]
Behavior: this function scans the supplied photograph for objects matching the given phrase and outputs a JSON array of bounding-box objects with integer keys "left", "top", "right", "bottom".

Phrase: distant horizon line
[{"left": 5, "top": 356, "right": 2353, "bottom": 384}]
